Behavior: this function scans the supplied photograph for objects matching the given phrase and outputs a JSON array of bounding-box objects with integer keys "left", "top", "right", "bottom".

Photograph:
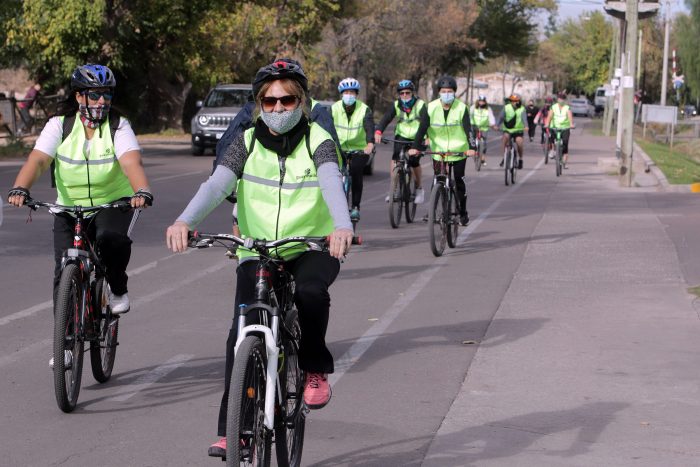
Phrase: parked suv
[{"left": 191, "top": 84, "right": 253, "bottom": 156}]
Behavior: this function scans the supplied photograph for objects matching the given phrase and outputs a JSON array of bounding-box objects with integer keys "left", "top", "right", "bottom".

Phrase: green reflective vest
[
  {"left": 332, "top": 100, "right": 369, "bottom": 151},
  {"left": 549, "top": 103, "right": 571, "bottom": 129},
  {"left": 237, "top": 123, "right": 339, "bottom": 260},
  {"left": 502, "top": 104, "right": 525, "bottom": 134},
  {"left": 54, "top": 114, "right": 133, "bottom": 206},
  {"left": 394, "top": 99, "right": 425, "bottom": 139},
  {"left": 471, "top": 107, "right": 491, "bottom": 131},
  {"left": 426, "top": 98, "right": 468, "bottom": 161}
]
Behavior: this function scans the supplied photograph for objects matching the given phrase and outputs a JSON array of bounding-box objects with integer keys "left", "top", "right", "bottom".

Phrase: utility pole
[
  {"left": 620, "top": 0, "right": 639, "bottom": 187},
  {"left": 661, "top": 0, "right": 671, "bottom": 105}
]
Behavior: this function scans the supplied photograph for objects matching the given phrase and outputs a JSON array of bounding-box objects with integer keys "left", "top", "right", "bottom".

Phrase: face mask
[
  {"left": 440, "top": 92, "right": 455, "bottom": 105},
  {"left": 79, "top": 103, "right": 110, "bottom": 128},
  {"left": 479, "top": 102, "right": 487, "bottom": 108},
  {"left": 260, "top": 106, "right": 303, "bottom": 134},
  {"left": 342, "top": 94, "right": 356, "bottom": 106},
  {"left": 400, "top": 97, "right": 413, "bottom": 105}
]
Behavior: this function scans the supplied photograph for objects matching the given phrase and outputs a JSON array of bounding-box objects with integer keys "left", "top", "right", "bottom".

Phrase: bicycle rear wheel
[
  {"left": 388, "top": 167, "right": 403, "bottom": 228},
  {"left": 227, "top": 335, "right": 271, "bottom": 467},
  {"left": 275, "top": 309, "right": 306, "bottom": 467},
  {"left": 446, "top": 189, "right": 459, "bottom": 248},
  {"left": 90, "top": 277, "right": 119, "bottom": 383},
  {"left": 404, "top": 169, "right": 416, "bottom": 223},
  {"left": 54, "top": 263, "right": 85, "bottom": 413},
  {"left": 428, "top": 184, "right": 447, "bottom": 257},
  {"left": 555, "top": 141, "right": 563, "bottom": 177}
]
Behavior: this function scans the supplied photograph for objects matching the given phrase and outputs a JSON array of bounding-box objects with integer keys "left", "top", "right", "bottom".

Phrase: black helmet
[
  {"left": 71, "top": 64, "right": 116, "bottom": 90},
  {"left": 436, "top": 76, "right": 457, "bottom": 91},
  {"left": 252, "top": 59, "right": 308, "bottom": 97}
]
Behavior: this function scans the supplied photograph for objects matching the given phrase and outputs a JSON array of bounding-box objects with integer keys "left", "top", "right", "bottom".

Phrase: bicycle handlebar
[
  {"left": 380, "top": 138, "right": 412, "bottom": 145},
  {"left": 24, "top": 197, "right": 132, "bottom": 214},
  {"left": 188, "top": 232, "right": 362, "bottom": 253}
]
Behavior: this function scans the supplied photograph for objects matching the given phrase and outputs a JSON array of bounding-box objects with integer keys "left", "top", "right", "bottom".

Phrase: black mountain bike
[
  {"left": 551, "top": 128, "right": 565, "bottom": 177},
  {"left": 382, "top": 138, "right": 417, "bottom": 228},
  {"left": 189, "top": 233, "right": 359, "bottom": 467},
  {"left": 503, "top": 133, "right": 518, "bottom": 186},
  {"left": 25, "top": 198, "right": 141, "bottom": 412}
]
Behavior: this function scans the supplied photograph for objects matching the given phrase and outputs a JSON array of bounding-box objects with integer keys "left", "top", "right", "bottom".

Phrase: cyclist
[
  {"left": 545, "top": 92, "right": 575, "bottom": 168},
  {"left": 469, "top": 94, "right": 497, "bottom": 166},
  {"left": 408, "top": 75, "right": 476, "bottom": 226},
  {"left": 164, "top": 59, "right": 353, "bottom": 459},
  {"left": 332, "top": 77, "right": 374, "bottom": 221},
  {"left": 525, "top": 99, "right": 539, "bottom": 142},
  {"left": 374, "top": 79, "right": 426, "bottom": 204},
  {"left": 534, "top": 95, "right": 554, "bottom": 150},
  {"left": 498, "top": 93, "right": 528, "bottom": 169},
  {"left": 7, "top": 64, "right": 152, "bottom": 334}
]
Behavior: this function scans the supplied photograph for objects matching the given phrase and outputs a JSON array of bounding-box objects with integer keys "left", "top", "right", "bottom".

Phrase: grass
[
  {"left": 636, "top": 139, "right": 700, "bottom": 185},
  {"left": 689, "top": 285, "right": 700, "bottom": 298},
  {"left": 0, "top": 138, "right": 30, "bottom": 160},
  {"left": 584, "top": 121, "right": 605, "bottom": 136},
  {"left": 137, "top": 128, "right": 189, "bottom": 139}
]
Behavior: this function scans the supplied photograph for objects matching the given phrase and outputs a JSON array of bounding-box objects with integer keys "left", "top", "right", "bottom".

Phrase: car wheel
[{"left": 192, "top": 144, "right": 205, "bottom": 156}]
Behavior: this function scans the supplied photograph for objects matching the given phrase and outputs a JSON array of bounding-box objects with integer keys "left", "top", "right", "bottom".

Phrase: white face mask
[
  {"left": 342, "top": 94, "right": 356, "bottom": 106},
  {"left": 440, "top": 92, "right": 455, "bottom": 105},
  {"left": 260, "top": 106, "right": 303, "bottom": 134}
]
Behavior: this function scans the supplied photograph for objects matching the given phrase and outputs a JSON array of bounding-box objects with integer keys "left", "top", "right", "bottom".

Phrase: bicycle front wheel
[
  {"left": 428, "top": 184, "right": 447, "bottom": 257},
  {"left": 54, "top": 263, "right": 85, "bottom": 413},
  {"left": 388, "top": 167, "right": 403, "bottom": 228},
  {"left": 446, "top": 189, "right": 459, "bottom": 248},
  {"left": 474, "top": 144, "right": 482, "bottom": 172},
  {"left": 404, "top": 169, "right": 417, "bottom": 223},
  {"left": 227, "top": 336, "right": 271, "bottom": 467},
  {"left": 90, "top": 277, "right": 119, "bottom": 383},
  {"left": 504, "top": 149, "right": 512, "bottom": 186},
  {"left": 556, "top": 141, "right": 563, "bottom": 177},
  {"left": 275, "top": 308, "right": 306, "bottom": 467}
]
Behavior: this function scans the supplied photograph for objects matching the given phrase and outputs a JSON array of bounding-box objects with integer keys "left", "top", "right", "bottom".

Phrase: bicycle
[
  {"left": 540, "top": 124, "right": 550, "bottom": 165},
  {"left": 342, "top": 149, "right": 366, "bottom": 233},
  {"left": 382, "top": 138, "right": 417, "bottom": 228},
  {"left": 550, "top": 128, "right": 565, "bottom": 177},
  {"left": 188, "top": 232, "right": 359, "bottom": 467},
  {"left": 503, "top": 133, "right": 518, "bottom": 186},
  {"left": 473, "top": 129, "right": 485, "bottom": 172},
  {"left": 24, "top": 197, "right": 141, "bottom": 412},
  {"left": 420, "top": 151, "right": 466, "bottom": 257}
]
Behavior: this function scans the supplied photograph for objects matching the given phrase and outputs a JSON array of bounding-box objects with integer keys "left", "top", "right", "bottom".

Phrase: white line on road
[
  {"left": 151, "top": 170, "right": 206, "bottom": 183},
  {"left": 107, "top": 353, "right": 195, "bottom": 402},
  {"left": 330, "top": 158, "right": 545, "bottom": 386}
]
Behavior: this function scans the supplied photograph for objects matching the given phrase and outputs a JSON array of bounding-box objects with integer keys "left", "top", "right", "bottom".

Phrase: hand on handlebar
[
  {"left": 408, "top": 148, "right": 419, "bottom": 156},
  {"left": 364, "top": 142, "right": 374, "bottom": 155},
  {"left": 374, "top": 133, "right": 382, "bottom": 144},
  {"left": 328, "top": 228, "right": 353, "bottom": 259},
  {"left": 166, "top": 220, "right": 191, "bottom": 253},
  {"left": 465, "top": 149, "right": 476, "bottom": 157},
  {"left": 7, "top": 187, "right": 30, "bottom": 207}
]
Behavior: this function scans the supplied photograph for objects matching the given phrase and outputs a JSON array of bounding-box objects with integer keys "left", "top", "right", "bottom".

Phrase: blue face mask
[
  {"left": 440, "top": 92, "right": 455, "bottom": 105},
  {"left": 342, "top": 94, "right": 356, "bottom": 106}
]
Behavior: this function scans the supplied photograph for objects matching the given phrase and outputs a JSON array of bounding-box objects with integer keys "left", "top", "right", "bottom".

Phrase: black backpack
[{"left": 50, "top": 112, "right": 121, "bottom": 187}]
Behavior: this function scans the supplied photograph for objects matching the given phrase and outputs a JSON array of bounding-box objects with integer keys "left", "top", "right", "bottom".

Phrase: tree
[{"left": 674, "top": 1, "right": 700, "bottom": 101}]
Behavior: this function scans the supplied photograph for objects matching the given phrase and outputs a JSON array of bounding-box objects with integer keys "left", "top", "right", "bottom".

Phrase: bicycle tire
[
  {"left": 388, "top": 167, "right": 403, "bottom": 228},
  {"left": 504, "top": 148, "right": 512, "bottom": 186},
  {"left": 227, "top": 335, "right": 272, "bottom": 467},
  {"left": 556, "top": 141, "right": 562, "bottom": 177},
  {"left": 543, "top": 141, "right": 549, "bottom": 165},
  {"left": 274, "top": 308, "right": 306, "bottom": 467},
  {"left": 428, "top": 184, "right": 447, "bottom": 257},
  {"left": 90, "top": 277, "right": 119, "bottom": 383},
  {"left": 446, "top": 188, "right": 459, "bottom": 249},
  {"left": 54, "top": 263, "right": 84, "bottom": 413},
  {"left": 476, "top": 138, "right": 485, "bottom": 172},
  {"left": 404, "top": 171, "right": 417, "bottom": 223},
  {"left": 511, "top": 149, "right": 517, "bottom": 185}
]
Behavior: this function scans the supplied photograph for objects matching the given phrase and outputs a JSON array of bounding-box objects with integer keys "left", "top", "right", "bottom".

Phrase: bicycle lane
[
  {"left": 301, "top": 146, "right": 558, "bottom": 466},
  {"left": 422, "top": 133, "right": 700, "bottom": 466}
]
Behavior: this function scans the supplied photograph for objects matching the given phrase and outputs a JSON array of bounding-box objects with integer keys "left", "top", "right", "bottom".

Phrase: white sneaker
[
  {"left": 548, "top": 150, "right": 555, "bottom": 159},
  {"left": 49, "top": 351, "right": 73, "bottom": 370},
  {"left": 385, "top": 194, "right": 390, "bottom": 203},
  {"left": 109, "top": 292, "right": 130, "bottom": 314},
  {"left": 414, "top": 187, "right": 425, "bottom": 204}
]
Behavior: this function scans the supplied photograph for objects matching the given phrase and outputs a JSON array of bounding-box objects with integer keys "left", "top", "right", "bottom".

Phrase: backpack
[{"left": 50, "top": 112, "right": 121, "bottom": 187}]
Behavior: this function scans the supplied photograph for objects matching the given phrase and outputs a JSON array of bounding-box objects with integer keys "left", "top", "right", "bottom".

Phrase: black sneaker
[
  {"left": 499, "top": 159, "right": 504, "bottom": 167},
  {"left": 459, "top": 214, "right": 469, "bottom": 226},
  {"left": 518, "top": 159, "right": 523, "bottom": 170}
]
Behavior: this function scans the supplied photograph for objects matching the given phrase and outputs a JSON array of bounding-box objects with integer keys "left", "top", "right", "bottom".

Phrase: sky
[{"left": 553, "top": 0, "right": 689, "bottom": 22}]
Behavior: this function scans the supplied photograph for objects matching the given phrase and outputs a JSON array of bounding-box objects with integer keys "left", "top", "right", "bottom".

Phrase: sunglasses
[
  {"left": 399, "top": 91, "right": 412, "bottom": 96},
  {"left": 261, "top": 95, "right": 300, "bottom": 112},
  {"left": 82, "top": 90, "right": 113, "bottom": 101}
]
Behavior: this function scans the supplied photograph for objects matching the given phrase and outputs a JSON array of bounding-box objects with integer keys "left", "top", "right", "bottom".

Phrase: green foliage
[
  {"left": 471, "top": 0, "right": 538, "bottom": 60},
  {"left": 674, "top": 1, "right": 700, "bottom": 100}
]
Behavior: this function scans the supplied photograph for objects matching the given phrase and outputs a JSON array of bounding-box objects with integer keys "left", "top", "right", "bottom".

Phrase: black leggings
[
  {"left": 217, "top": 251, "right": 340, "bottom": 436},
  {"left": 52, "top": 206, "right": 133, "bottom": 297},
  {"left": 550, "top": 129, "right": 571, "bottom": 154},
  {"left": 433, "top": 158, "right": 468, "bottom": 216},
  {"left": 349, "top": 152, "right": 369, "bottom": 209}
]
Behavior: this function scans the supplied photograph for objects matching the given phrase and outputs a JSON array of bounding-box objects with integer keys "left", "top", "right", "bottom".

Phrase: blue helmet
[
  {"left": 338, "top": 77, "right": 360, "bottom": 93},
  {"left": 397, "top": 80, "right": 415, "bottom": 92},
  {"left": 71, "top": 64, "right": 116, "bottom": 90}
]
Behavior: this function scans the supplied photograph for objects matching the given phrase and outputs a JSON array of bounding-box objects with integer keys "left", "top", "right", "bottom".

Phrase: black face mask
[{"left": 479, "top": 103, "right": 487, "bottom": 108}]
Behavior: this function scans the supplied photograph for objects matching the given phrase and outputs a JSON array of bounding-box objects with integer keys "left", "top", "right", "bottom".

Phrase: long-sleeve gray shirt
[{"left": 177, "top": 133, "right": 352, "bottom": 231}]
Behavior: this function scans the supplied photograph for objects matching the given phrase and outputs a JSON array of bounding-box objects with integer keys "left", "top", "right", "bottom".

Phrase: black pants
[
  {"left": 550, "top": 129, "right": 571, "bottom": 154},
  {"left": 217, "top": 251, "right": 340, "bottom": 436},
  {"left": 527, "top": 120, "right": 536, "bottom": 139},
  {"left": 391, "top": 136, "right": 420, "bottom": 167},
  {"left": 53, "top": 207, "right": 133, "bottom": 296},
  {"left": 433, "top": 158, "right": 468, "bottom": 217},
  {"left": 349, "top": 152, "right": 369, "bottom": 209}
]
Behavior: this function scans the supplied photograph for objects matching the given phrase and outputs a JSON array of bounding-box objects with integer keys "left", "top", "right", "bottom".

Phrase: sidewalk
[{"left": 423, "top": 132, "right": 700, "bottom": 466}]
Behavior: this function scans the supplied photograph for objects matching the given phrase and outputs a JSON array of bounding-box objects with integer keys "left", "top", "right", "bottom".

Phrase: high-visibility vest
[
  {"left": 237, "top": 123, "right": 339, "bottom": 260},
  {"left": 426, "top": 98, "right": 468, "bottom": 161},
  {"left": 470, "top": 107, "right": 491, "bottom": 131},
  {"left": 549, "top": 103, "right": 571, "bottom": 129},
  {"left": 54, "top": 114, "right": 133, "bottom": 206},
  {"left": 502, "top": 104, "right": 525, "bottom": 134},
  {"left": 332, "top": 100, "right": 369, "bottom": 151},
  {"left": 394, "top": 99, "right": 425, "bottom": 139}
]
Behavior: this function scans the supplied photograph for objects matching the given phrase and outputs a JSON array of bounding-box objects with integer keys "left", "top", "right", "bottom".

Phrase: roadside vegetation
[
  {"left": 636, "top": 138, "right": 700, "bottom": 185},
  {"left": 0, "top": 138, "right": 29, "bottom": 160}
]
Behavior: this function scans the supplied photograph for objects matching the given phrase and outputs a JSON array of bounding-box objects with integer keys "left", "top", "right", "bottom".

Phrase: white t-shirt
[{"left": 34, "top": 115, "right": 140, "bottom": 159}]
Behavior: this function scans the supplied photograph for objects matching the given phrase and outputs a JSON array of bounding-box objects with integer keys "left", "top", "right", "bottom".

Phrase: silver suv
[{"left": 191, "top": 84, "right": 253, "bottom": 156}]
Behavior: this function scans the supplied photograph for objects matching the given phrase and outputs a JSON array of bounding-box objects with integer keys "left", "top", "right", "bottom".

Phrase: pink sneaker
[
  {"left": 208, "top": 437, "right": 226, "bottom": 458},
  {"left": 304, "top": 373, "right": 332, "bottom": 409}
]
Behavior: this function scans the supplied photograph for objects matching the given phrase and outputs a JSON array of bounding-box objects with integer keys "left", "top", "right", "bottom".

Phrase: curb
[{"left": 633, "top": 142, "right": 693, "bottom": 193}]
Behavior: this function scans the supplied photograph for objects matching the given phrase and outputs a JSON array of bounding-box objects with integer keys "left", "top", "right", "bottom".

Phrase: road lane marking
[
  {"left": 151, "top": 170, "right": 206, "bottom": 183},
  {"left": 107, "top": 353, "right": 195, "bottom": 402},
  {"left": 0, "top": 338, "right": 51, "bottom": 369},
  {"left": 330, "top": 158, "right": 545, "bottom": 386}
]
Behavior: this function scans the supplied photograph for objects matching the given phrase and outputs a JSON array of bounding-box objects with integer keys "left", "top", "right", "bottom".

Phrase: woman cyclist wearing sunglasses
[{"left": 165, "top": 59, "right": 353, "bottom": 458}]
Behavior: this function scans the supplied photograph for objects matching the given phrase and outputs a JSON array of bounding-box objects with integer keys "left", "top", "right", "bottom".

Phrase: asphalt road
[{"left": 1, "top": 123, "right": 698, "bottom": 466}]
